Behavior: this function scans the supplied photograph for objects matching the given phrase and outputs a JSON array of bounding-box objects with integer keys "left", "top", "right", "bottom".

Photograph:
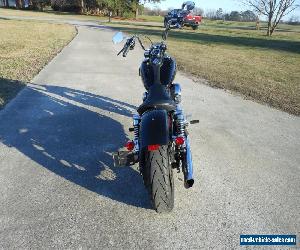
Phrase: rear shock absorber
[
  {"left": 133, "top": 114, "right": 141, "bottom": 153},
  {"left": 175, "top": 109, "right": 185, "bottom": 138},
  {"left": 172, "top": 83, "right": 185, "bottom": 138},
  {"left": 173, "top": 108, "right": 186, "bottom": 173}
]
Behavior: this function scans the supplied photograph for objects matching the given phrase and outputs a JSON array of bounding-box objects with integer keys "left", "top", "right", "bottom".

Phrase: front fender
[{"left": 139, "top": 110, "right": 170, "bottom": 149}]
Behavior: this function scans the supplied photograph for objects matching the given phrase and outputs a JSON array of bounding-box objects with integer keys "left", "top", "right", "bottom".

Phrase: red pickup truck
[{"left": 183, "top": 12, "right": 202, "bottom": 30}]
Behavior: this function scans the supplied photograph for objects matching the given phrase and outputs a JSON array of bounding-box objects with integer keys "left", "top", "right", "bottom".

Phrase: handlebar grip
[
  {"left": 122, "top": 44, "right": 130, "bottom": 57},
  {"left": 123, "top": 48, "right": 129, "bottom": 57},
  {"left": 117, "top": 48, "right": 124, "bottom": 56}
]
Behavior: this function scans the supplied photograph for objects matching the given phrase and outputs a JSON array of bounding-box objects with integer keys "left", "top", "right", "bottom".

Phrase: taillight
[
  {"left": 175, "top": 136, "right": 185, "bottom": 146},
  {"left": 148, "top": 144, "right": 160, "bottom": 151},
  {"left": 125, "top": 141, "right": 135, "bottom": 151}
]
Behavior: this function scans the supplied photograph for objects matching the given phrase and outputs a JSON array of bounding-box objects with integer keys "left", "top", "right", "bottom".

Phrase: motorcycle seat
[{"left": 138, "top": 84, "right": 176, "bottom": 114}]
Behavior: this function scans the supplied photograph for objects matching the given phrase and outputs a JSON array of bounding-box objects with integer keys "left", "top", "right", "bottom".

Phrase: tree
[
  {"left": 29, "top": 0, "right": 50, "bottom": 10},
  {"left": 216, "top": 8, "right": 223, "bottom": 20},
  {"left": 254, "top": 0, "right": 264, "bottom": 30},
  {"left": 100, "top": 0, "right": 163, "bottom": 18},
  {"left": 79, "top": 0, "right": 85, "bottom": 14},
  {"left": 244, "top": 0, "right": 300, "bottom": 36},
  {"left": 194, "top": 7, "right": 204, "bottom": 16},
  {"left": 205, "top": 9, "right": 217, "bottom": 19},
  {"left": 15, "top": 0, "right": 23, "bottom": 8},
  {"left": 49, "top": 0, "right": 164, "bottom": 18},
  {"left": 143, "top": 6, "right": 165, "bottom": 15},
  {"left": 241, "top": 10, "right": 257, "bottom": 21},
  {"left": 229, "top": 11, "right": 242, "bottom": 21},
  {"left": 288, "top": 15, "right": 300, "bottom": 24},
  {"left": 133, "top": 0, "right": 162, "bottom": 18}
]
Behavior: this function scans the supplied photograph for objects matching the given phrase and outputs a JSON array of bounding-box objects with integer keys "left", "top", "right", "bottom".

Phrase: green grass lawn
[
  {"left": 0, "top": 7, "right": 108, "bottom": 21},
  {"left": 0, "top": 19, "right": 76, "bottom": 108},
  {"left": 138, "top": 15, "right": 164, "bottom": 22},
  {"left": 107, "top": 20, "right": 300, "bottom": 115},
  {"left": 0, "top": 8, "right": 163, "bottom": 23}
]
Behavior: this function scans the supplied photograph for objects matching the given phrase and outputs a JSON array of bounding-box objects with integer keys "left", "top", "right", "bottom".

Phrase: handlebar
[
  {"left": 115, "top": 19, "right": 181, "bottom": 58},
  {"left": 116, "top": 21, "right": 175, "bottom": 58},
  {"left": 117, "top": 37, "right": 132, "bottom": 57},
  {"left": 117, "top": 36, "right": 138, "bottom": 57},
  {"left": 117, "top": 35, "right": 149, "bottom": 57}
]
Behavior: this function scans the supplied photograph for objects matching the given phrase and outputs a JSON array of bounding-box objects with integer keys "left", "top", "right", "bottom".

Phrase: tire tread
[{"left": 144, "top": 145, "right": 174, "bottom": 213}]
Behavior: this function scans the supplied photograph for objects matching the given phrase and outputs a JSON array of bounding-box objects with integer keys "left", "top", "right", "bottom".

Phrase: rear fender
[{"left": 139, "top": 110, "right": 170, "bottom": 149}]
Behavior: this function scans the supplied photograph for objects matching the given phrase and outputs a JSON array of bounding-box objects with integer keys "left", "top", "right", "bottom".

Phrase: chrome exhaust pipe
[{"left": 184, "top": 136, "right": 194, "bottom": 188}]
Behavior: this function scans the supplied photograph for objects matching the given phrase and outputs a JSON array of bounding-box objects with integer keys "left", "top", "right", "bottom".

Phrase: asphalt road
[{"left": 0, "top": 23, "right": 299, "bottom": 249}]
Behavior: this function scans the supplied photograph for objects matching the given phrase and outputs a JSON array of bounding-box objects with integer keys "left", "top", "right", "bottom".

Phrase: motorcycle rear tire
[{"left": 144, "top": 145, "right": 174, "bottom": 213}]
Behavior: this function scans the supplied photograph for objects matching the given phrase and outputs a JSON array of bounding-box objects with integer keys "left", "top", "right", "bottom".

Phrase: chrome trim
[
  {"left": 175, "top": 106, "right": 185, "bottom": 137},
  {"left": 172, "top": 83, "right": 182, "bottom": 104},
  {"left": 133, "top": 114, "right": 140, "bottom": 126},
  {"left": 185, "top": 135, "right": 194, "bottom": 188},
  {"left": 133, "top": 114, "right": 141, "bottom": 153},
  {"left": 142, "top": 92, "right": 148, "bottom": 101}
]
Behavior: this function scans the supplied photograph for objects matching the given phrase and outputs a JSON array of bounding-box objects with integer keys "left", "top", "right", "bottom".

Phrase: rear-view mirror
[{"left": 112, "top": 32, "right": 124, "bottom": 44}]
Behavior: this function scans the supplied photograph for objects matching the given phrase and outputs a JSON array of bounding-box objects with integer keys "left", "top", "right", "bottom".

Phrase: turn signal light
[
  {"left": 125, "top": 141, "right": 135, "bottom": 151},
  {"left": 148, "top": 144, "right": 160, "bottom": 151},
  {"left": 175, "top": 136, "right": 185, "bottom": 145}
]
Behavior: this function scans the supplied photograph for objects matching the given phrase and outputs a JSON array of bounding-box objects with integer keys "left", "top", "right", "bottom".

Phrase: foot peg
[
  {"left": 113, "top": 151, "right": 138, "bottom": 167},
  {"left": 190, "top": 120, "right": 199, "bottom": 124}
]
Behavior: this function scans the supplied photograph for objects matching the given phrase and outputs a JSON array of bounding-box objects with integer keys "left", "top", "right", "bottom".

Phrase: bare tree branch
[{"left": 243, "top": 0, "right": 300, "bottom": 36}]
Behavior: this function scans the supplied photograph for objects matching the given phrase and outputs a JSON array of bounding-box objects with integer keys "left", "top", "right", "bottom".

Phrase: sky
[{"left": 144, "top": 0, "right": 300, "bottom": 19}]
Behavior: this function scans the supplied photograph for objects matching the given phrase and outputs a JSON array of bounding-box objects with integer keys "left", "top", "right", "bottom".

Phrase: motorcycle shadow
[{"left": 0, "top": 82, "right": 151, "bottom": 210}]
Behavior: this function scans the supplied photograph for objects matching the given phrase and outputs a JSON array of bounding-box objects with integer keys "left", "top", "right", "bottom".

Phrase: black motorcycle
[{"left": 113, "top": 22, "right": 198, "bottom": 213}]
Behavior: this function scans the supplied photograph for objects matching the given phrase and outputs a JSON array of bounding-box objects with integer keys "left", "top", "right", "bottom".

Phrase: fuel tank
[{"left": 140, "top": 56, "right": 177, "bottom": 90}]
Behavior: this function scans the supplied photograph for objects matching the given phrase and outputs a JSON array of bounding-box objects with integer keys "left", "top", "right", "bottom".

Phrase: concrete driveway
[{"left": 0, "top": 24, "right": 299, "bottom": 249}]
